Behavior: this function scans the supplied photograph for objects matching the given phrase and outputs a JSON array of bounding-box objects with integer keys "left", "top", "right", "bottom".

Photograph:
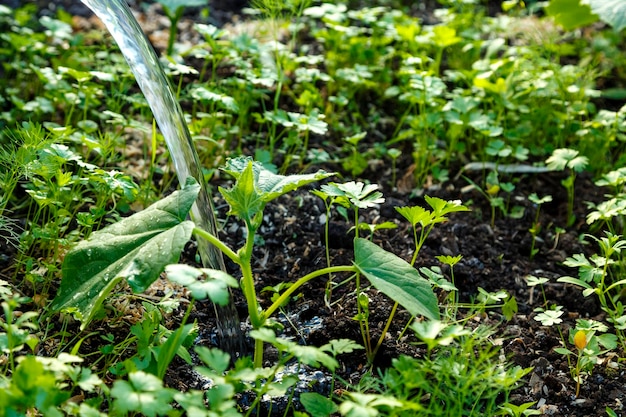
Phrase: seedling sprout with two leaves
[
  {"left": 528, "top": 193, "right": 553, "bottom": 260},
  {"left": 546, "top": 148, "right": 588, "bottom": 227}
]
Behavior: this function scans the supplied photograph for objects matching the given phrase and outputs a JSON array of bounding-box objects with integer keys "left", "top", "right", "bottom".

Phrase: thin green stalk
[
  {"left": 239, "top": 221, "right": 263, "bottom": 330},
  {"left": 575, "top": 350, "right": 583, "bottom": 397},
  {"left": 166, "top": 15, "right": 177, "bottom": 56},
  {"left": 371, "top": 301, "right": 398, "bottom": 359},
  {"left": 263, "top": 265, "right": 356, "bottom": 319},
  {"left": 193, "top": 227, "right": 239, "bottom": 264}
]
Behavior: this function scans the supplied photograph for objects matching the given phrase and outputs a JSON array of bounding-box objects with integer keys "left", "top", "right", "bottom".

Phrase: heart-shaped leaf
[
  {"left": 354, "top": 238, "right": 439, "bottom": 320},
  {"left": 51, "top": 178, "right": 200, "bottom": 329}
]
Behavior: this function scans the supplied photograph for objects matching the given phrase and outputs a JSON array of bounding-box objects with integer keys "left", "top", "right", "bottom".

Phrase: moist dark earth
[
  {"left": 4, "top": 1, "right": 626, "bottom": 417},
  {"left": 172, "top": 165, "right": 618, "bottom": 417}
]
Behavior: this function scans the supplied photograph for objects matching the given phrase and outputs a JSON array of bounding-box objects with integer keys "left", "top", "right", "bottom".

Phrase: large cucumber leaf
[
  {"left": 585, "top": 0, "right": 626, "bottom": 32},
  {"left": 547, "top": 0, "right": 626, "bottom": 32},
  {"left": 354, "top": 238, "right": 439, "bottom": 320},
  {"left": 51, "top": 178, "right": 200, "bottom": 329},
  {"left": 546, "top": 0, "right": 597, "bottom": 30}
]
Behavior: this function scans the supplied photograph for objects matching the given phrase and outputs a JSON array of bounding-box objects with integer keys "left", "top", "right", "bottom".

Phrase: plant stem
[
  {"left": 193, "top": 227, "right": 240, "bottom": 264},
  {"left": 253, "top": 336, "right": 264, "bottom": 369},
  {"left": 372, "top": 301, "right": 398, "bottom": 359},
  {"left": 575, "top": 351, "right": 582, "bottom": 397},
  {"left": 240, "top": 221, "right": 263, "bottom": 330},
  {"left": 263, "top": 266, "right": 357, "bottom": 319}
]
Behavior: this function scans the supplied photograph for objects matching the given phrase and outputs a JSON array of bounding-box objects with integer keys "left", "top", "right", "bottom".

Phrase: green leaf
[
  {"left": 353, "top": 238, "right": 439, "bottom": 320},
  {"left": 425, "top": 195, "right": 470, "bottom": 219},
  {"left": 220, "top": 160, "right": 264, "bottom": 224},
  {"left": 597, "top": 333, "right": 618, "bottom": 350},
  {"left": 395, "top": 205, "right": 432, "bottom": 227},
  {"left": 321, "top": 181, "right": 384, "bottom": 209},
  {"left": 584, "top": 0, "right": 626, "bottom": 31},
  {"left": 154, "top": 323, "right": 196, "bottom": 378},
  {"left": 195, "top": 346, "right": 231, "bottom": 374},
  {"left": 51, "top": 178, "right": 200, "bottom": 329},
  {"left": 432, "top": 25, "right": 462, "bottom": 48},
  {"left": 301, "top": 392, "right": 338, "bottom": 417},
  {"left": 557, "top": 276, "right": 594, "bottom": 290},
  {"left": 533, "top": 309, "right": 564, "bottom": 326},
  {"left": 221, "top": 156, "right": 334, "bottom": 204},
  {"left": 546, "top": 0, "right": 598, "bottom": 30},
  {"left": 339, "top": 393, "right": 402, "bottom": 417},
  {"left": 191, "top": 86, "right": 239, "bottom": 112},
  {"left": 546, "top": 148, "right": 588, "bottom": 172},
  {"left": 158, "top": 0, "right": 208, "bottom": 15},
  {"left": 77, "top": 368, "right": 104, "bottom": 392},
  {"left": 322, "top": 339, "right": 364, "bottom": 356},
  {"left": 111, "top": 371, "right": 175, "bottom": 417},
  {"left": 250, "top": 328, "right": 339, "bottom": 370},
  {"left": 165, "top": 264, "right": 238, "bottom": 305}
]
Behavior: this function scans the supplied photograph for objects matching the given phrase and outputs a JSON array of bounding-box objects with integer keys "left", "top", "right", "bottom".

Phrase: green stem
[
  {"left": 253, "top": 337, "right": 264, "bottom": 369},
  {"left": 264, "top": 266, "right": 357, "bottom": 319},
  {"left": 575, "top": 351, "right": 582, "bottom": 397},
  {"left": 193, "top": 227, "right": 239, "bottom": 264},
  {"left": 240, "top": 221, "right": 263, "bottom": 330},
  {"left": 167, "top": 16, "right": 177, "bottom": 56},
  {"left": 372, "top": 301, "right": 398, "bottom": 359},
  {"left": 323, "top": 203, "right": 333, "bottom": 305}
]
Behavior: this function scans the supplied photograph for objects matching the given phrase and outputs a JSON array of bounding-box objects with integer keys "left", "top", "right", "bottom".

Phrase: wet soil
[{"left": 194, "top": 165, "right": 621, "bottom": 417}]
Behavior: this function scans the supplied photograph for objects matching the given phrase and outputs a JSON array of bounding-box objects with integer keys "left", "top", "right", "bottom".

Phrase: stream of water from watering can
[{"left": 80, "top": 0, "right": 245, "bottom": 356}]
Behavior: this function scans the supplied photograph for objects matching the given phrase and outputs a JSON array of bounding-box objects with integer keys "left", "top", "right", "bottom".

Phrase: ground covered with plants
[{"left": 2, "top": 0, "right": 626, "bottom": 416}]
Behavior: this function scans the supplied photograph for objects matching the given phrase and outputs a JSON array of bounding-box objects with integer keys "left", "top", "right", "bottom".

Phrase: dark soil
[
  {"left": 197, "top": 166, "right": 620, "bottom": 417},
  {"left": 4, "top": 2, "right": 626, "bottom": 417}
]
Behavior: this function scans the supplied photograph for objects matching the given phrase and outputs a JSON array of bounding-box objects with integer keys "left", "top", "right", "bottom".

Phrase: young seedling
[
  {"left": 373, "top": 198, "right": 469, "bottom": 358},
  {"left": 397, "top": 197, "right": 469, "bottom": 265},
  {"left": 387, "top": 148, "right": 402, "bottom": 188},
  {"left": 315, "top": 180, "right": 384, "bottom": 361},
  {"left": 554, "top": 320, "right": 618, "bottom": 398},
  {"left": 53, "top": 158, "right": 440, "bottom": 368},
  {"left": 463, "top": 171, "right": 502, "bottom": 227},
  {"left": 525, "top": 275, "right": 549, "bottom": 307},
  {"left": 558, "top": 232, "right": 626, "bottom": 342},
  {"left": 588, "top": 167, "right": 626, "bottom": 234},
  {"left": 500, "top": 401, "right": 541, "bottom": 417},
  {"left": 545, "top": 148, "right": 588, "bottom": 227},
  {"left": 573, "top": 330, "right": 587, "bottom": 397},
  {"left": 533, "top": 304, "right": 571, "bottom": 369},
  {"left": 157, "top": 0, "right": 209, "bottom": 56},
  {"left": 436, "top": 254, "right": 462, "bottom": 317},
  {"left": 528, "top": 193, "right": 553, "bottom": 259}
]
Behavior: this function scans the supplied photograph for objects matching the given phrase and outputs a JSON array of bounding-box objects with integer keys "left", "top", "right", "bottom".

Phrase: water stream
[{"left": 80, "top": 0, "right": 244, "bottom": 355}]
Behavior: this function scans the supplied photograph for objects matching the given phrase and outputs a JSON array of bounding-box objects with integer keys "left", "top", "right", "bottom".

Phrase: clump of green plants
[
  {"left": 313, "top": 181, "right": 468, "bottom": 364},
  {"left": 52, "top": 157, "right": 440, "bottom": 369},
  {"left": 0, "top": 278, "right": 363, "bottom": 416},
  {"left": 554, "top": 320, "right": 617, "bottom": 398},
  {"left": 558, "top": 232, "right": 626, "bottom": 347},
  {"left": 587, "top": 166, "right": 626, "bottom": 234},
  {"left": 363, "top": 324, "right": 531, "bottom": 416}
]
